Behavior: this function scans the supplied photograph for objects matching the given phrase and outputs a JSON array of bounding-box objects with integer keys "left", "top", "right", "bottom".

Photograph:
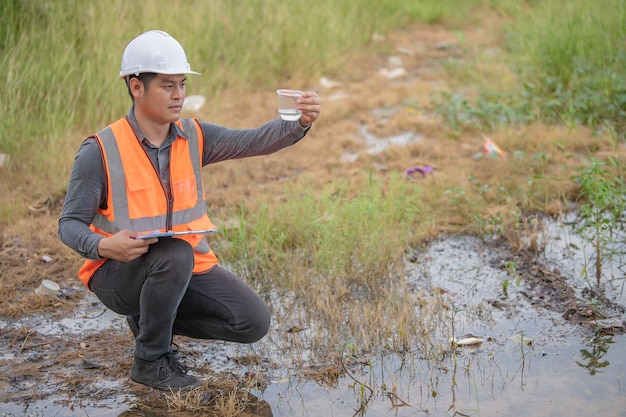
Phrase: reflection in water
[
  {"left": 577, "top": 335, "right": 613, "bottom": 375},
  {"left": 448, "top": 348, "right": 471, "bottom": 417}
]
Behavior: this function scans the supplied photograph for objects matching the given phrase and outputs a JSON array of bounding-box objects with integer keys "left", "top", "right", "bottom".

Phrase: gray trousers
[{"left": 89, "top": 238, "right": 270, "bottom": 361}]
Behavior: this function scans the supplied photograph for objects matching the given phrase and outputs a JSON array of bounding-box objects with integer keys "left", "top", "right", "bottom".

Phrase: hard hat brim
[{"left": 119, "top": 69, "right": 201, "bottom": 79}]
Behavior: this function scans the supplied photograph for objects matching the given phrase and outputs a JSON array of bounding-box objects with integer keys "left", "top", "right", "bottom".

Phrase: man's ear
[{"left": 128, "top": 77, "right": 143, "bottom": 99}]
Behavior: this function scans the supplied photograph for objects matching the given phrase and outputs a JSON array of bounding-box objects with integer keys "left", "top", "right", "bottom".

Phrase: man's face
[{"left": 134, "top": 73, "right": 187, "bottom": 124}]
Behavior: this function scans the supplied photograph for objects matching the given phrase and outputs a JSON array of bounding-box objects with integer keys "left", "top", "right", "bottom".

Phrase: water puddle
[{"left": 1, "top": 215, "right": 624, "bottom": 416}]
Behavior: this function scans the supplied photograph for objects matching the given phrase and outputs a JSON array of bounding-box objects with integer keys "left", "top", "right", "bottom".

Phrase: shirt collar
[{"left": 126, "top": 106, "right": 189, "bottom": 143}]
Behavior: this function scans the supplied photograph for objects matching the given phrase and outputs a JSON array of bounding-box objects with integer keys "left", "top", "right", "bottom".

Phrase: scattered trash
[
  {"left": 35, "top": 279, "right": 60, "bottom": 298},
  {"left": 406, "top": 165, "right": 433, "bottom": 180},
  {"left": 387, "top": 56, "right": 404, "bottom": 68},
  {"left": 508, "top": 334, "right": 533, "bottom": 346},
  {"left": 396, "top": 46, "right": 415, "bottom": 56},
  {"left": 483, "top": 135, "right": 506, "bottom": 157},
  {"left": 319, "top": 77, "right": 343, "bottom": 89},
  {"left": 379, "top": 67, "right": 406, "bottom": 80},
  {"left": 182, "top": 95, "right": 206, "bottom": 112},
  {"left": 58, "top": 287, "right": 80, "bottom": 299},
  {"left": 451, "top": 336, "right": 484, "bottom": 347},
  {"left": 0, "top": 153, "right": 9, "bottom": 168},
  {"left": 41, "top": 255, "right": 53, "bottom": 263}
]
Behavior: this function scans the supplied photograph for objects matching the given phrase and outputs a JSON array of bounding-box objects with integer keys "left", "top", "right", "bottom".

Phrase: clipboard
[{"left": 137, "top": 229, "right": 218, "bottom": 240}]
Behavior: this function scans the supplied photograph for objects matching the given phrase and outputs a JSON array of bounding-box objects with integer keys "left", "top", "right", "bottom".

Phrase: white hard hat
[{"left": 119, "top": 30, "right": 200, "bottom": 78}]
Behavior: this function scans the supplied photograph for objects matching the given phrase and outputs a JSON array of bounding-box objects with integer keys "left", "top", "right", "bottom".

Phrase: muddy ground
[{"left": 1, "top": 19, "right": 625, "bottom": 417}]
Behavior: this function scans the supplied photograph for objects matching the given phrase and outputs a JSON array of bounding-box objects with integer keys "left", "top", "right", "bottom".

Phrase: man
[{"left": 58, "top": 30, "right": 321, "bottom": 391}]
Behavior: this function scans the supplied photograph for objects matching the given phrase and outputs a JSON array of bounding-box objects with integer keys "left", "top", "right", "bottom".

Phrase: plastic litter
[
  {"left": 182, "top": 95, "right": 206, "bottom": 112},
  {"left": 483, "top": 136, "right": 505, "bottom": 157},
  {"left": 319, "top": 77, "right": 342, "bottom": 89},
  {"left": 36, "top": 279, "right": 60, "bottom": 298},
  {"left": 451, "top": 336, "right": 484, "bottom": 347},
  {"left": 406, "top": 165, "right": 433, "bottom": 180}
]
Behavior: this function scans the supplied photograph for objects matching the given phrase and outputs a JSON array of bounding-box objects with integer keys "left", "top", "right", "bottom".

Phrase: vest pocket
[
  {"left": 172, "top": 176, "right": 197, "bottom": 208},
  {"left": 126, "top": 171, "right": 163, "bottom": 217},
  {"left": 126, "top": 171, "right": 154, "bottom": 192}
]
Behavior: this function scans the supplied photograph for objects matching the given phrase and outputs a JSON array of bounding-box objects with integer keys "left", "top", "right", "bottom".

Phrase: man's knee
[
  {"left": 243, "top": 311, "right": 270, "bottom": 343},
  {"left": 240, "top": 303, "right": 271, "bottom": 343},
  {"left": 151, "top": 238, "right": 195, "bottom": 277}
]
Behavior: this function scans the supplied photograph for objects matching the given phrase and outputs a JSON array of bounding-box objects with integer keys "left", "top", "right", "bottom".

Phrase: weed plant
[
  {"left": 221, "top": 173, "right": 420, "bottom": 285},
  {"left": 573, "top": 157, "right": 626, "bottom": 289}
]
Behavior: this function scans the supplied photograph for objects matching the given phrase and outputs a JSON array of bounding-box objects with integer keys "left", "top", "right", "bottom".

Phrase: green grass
[
  {"left": 220, "top": 172, "right": 422, "bottom": 282},
  {"left": 433, "top": 0, "right": 626, "bottom": 135},
  {"left": 573, "top": 157, "right": 626, "bottom": 288},
  {"left": 213, "top": 172, "right": 429, "bottom": 353}
]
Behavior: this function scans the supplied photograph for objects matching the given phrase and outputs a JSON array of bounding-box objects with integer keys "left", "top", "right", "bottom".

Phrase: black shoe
[
  {"left": 130, "top": 353, "right": 202, "bottom": 391},
  {"left": 126, "top": 315, "right": 182, "bottom": 359}
]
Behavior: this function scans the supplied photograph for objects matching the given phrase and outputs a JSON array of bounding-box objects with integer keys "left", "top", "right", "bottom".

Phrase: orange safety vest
[{"left": 78, "top": 117, "right": 218, "bottom": 288}]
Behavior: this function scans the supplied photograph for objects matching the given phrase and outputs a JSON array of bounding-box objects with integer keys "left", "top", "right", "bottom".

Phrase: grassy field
[
  {"left": 1, "top": 2, "right": 626, "bottom": 412},
  {"left": 2, "top": 0, "right": 625, "bottom": 313},
  {"left": 0, "top": 0, "right": 625, "bottom": 316}
]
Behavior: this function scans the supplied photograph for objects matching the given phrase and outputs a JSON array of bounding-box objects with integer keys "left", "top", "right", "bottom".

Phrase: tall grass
[
  {"left": 0, "top": 0, "right": 455, "bottom": 186},
  {"left": 217, "top": 172, "right": 428, "bottom": 353},
  {"left": 434, "top": 0, "right": 626, "bottom": 134},
  {"left": 220, "top": 172, "right": 422, "bottom": 284},
  {"left": 573, "top": 157, "right": 626, "bottom": 289},
  {"left": 506, "top": 0, "right": 626, "bottom": 128}
]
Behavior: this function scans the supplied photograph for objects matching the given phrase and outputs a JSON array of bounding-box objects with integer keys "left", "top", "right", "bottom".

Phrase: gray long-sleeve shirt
[{"left": 58, "top": 107, "right": 310, "bottom": 261}]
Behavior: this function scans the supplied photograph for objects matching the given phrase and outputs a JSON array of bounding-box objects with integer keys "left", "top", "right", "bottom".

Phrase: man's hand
[
  {"left": 97, "top": 229, "right": 158, "bottom": 262},
  {"left": 297, "top": 91, "right": 321, "bottom": 127}
]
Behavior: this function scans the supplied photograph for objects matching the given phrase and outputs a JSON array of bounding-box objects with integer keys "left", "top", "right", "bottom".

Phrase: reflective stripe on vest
[
  {"left": 93, "top": 118, "right": 206, "bottom": 232},
  {"left": 77, "top": 117, "right": 218, "bottom": 288}
]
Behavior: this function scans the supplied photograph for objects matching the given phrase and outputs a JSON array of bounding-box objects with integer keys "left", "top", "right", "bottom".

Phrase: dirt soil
[{"left": 1, "top": 19, "right": 624, "bottom": 416}]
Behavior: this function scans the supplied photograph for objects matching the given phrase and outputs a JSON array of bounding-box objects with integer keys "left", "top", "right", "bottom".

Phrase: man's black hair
[{"left": 125, "top": 72, "right": 158, "bottom": 101}]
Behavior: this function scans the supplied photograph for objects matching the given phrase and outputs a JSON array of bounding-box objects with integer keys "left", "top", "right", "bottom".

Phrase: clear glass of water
[{"left": 277, "top": 89, "right": 303, "bottom": 121}]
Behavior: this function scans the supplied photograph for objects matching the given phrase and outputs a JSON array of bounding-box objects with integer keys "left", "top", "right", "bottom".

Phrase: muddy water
[
  {"left": 2, "top": 215, "right": 625, "bottom": 416},
  {"left": 399, "top": 215, "right": 626, "bottom": 417}
]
